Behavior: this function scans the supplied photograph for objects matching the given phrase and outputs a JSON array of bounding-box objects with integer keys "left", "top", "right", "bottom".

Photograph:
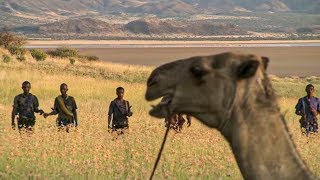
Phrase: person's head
[
  {"left": 116, "top": 87, "right": 124, "bottom": 99},
  {"left": 60, "top": 83, "right": 68, "bottom": 96},
  {"left": 305, "top": 84, "right": 314, "bottom": 96},
  {"left": 22, "top": 81, "right": 31, "bottom": 94}
]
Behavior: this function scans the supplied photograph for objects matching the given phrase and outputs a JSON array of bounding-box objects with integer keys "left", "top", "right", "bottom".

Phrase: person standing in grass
[
  {"left": 44, "top": 83, "right": 78, "bottom": 132},
  {"left": 295, "top": 84, "right": 320, "bottom": 135},
  {"left": 108, "top": 87, "right": 133, "bottom": 134},
  {"left": 11, "top": 81, "right": 44, "bottom": 132}
]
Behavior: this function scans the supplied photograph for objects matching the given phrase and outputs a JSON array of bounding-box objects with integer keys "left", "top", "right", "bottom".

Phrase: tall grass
[{"left": 0, "top": 49, "right": 319, "bottom": 179}]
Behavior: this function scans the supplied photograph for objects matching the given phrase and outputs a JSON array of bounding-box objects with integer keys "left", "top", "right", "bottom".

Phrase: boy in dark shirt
[
  {"left": 108, "top": 87, "right": 132, "bottom": 133},
  {"left": 11, "top": 81, "right": 44, "bottom": 132},
  {"left": 44, "top": 83, "right": 78, "bottom": 132},
  {"left": 295, "top": 84, "right": 320, "bottom": 135}
]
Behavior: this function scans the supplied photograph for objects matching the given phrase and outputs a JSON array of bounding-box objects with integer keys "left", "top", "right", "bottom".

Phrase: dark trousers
[
  {"left": 112, "top": 120, "right": 128, "bottom": 130},
  {"left": 18, "top": 117, "right": 35, "bottom": 130},
  {"left": 300, "top": 118, "right": 318, "bottom": 133},
  {"left": 56, "top": 118, "right": 74, "bottom": 127}
]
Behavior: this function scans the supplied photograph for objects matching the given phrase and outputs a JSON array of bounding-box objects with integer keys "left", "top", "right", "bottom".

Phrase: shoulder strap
[
  {"left": 302, "top": 97, "right": 306, "bottom": 113},
  {"left": 113, "top": 99, "right": 127, "bottom": 115},
  {"left": 57, "top": 96, "right": 74, "bottom": 117}
]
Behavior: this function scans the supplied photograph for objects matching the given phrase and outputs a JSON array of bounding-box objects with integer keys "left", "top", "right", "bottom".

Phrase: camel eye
[{"left": 190, "top": 66, "right": 208, "bottom": 79}]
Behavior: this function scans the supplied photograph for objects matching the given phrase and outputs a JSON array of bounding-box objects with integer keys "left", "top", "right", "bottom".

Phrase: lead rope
[{"left": 149, "top": 124, "right": 170, "bottom": 180}]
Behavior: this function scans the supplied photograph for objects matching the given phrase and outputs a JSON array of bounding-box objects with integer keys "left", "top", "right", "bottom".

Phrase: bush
[
  {"left": 0, "top": 27, "right": 26, "bottom": 48},
  {"left": 2, "top": 54, "right": 11, "bottom": 63},
  {"left": 8, "top": 45, "right": 26, "bottom": 56},
  {"left": 69, "top": 58, "right": 75, "bottom": 65},
  {"left": 85, "top": 55, "right": 99, "bottom": 61},
  {"left": 31, "top": 49, "right": 47, "bottom": 61},
  {"left": 16, "top": 55, "right": 26, "bottom": 62},
  {"left": 47, "top": 47, "right": 78, "bottom": 58}
]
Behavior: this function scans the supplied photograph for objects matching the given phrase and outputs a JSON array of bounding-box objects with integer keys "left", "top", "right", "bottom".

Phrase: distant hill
[
  {"left": 21, "top": 17, "right": 247, "bottom": 37},
  {"left": 124, "top": 17, "right": 184, "bottom": 34},
  {"left": 38, "top": 18, "right": 122, "bottom": 34},
  {"left": 128, "top": 1, "right": 197, "bottom": 16},
  {"left": 194, "top": 0, "right": 290, "bottom": 12},
  {"left": 124, "top": 17, "right": 247, "bottom": 35},
  {"left": 1, "top": 0, "right": 319, "bottom": 40},
  {"left": 282, "top": 0, "right": 320, "bottom": 13},
  {"left": 1, "top": 0, "right": 319, "bottom": 18}
]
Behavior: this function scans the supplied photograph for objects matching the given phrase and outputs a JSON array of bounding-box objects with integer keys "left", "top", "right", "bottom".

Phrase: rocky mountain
[
  {"left": 128, "top": 0, "right": 197, "bottom": 16},
  {"left": 38, "top": 18, "right": 122, "bottom": 34},
  {"left": 23, "top": 17, "right": 247, "bottom": 37},
  {"left": 124, "top": 17, "right": 246, "bottom": 35},
  {"left": 0, "top": 0, "right": 319, "bottom": 18},
  {"left": 192, "top": 0, "right": 290, "bottom": 12},
  {"left": 1, "top": 0, "right": 319, "bottom": 40}
]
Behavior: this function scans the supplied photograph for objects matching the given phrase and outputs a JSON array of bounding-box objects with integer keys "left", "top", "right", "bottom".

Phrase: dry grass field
[{"left": 0, "top": 46, "right": 320, "bottom": 179}]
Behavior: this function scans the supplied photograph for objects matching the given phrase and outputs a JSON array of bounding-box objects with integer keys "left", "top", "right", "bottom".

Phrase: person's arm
[
  {"left": 73, "top": 109, "right": 78, "bottom": 127},
  {"left": 44, "top": 98, "right": 58, "bottom": 118},
  {"left": 44, "top": 111, "right": 57, "bottom": 118},
  {"left": 73, "top": 98, "right": 78, "bottom": 127},
  {"left": 11, "top": 96, "right": 19, "bottom": 129},
  {"left": 11, "top": 106, "right": 17, "bottom": 129},
  {"left": 127, "top": 101, "right": 133, "bottom": 117},
  {"left": 108, "top": 115, "right": 112, "bottom": 129},
  {"left": 33, "top": 96, "right": 44, "bottom": 115},
  {"left": 186, "top": 115, "right": 191, "bottom": 127},
  {"left": 311, "top": 106, "right": 318, "bottom": 117},
  {"left": 295, "top": 99, "right": 303, "bottom": 116},
  {"left": 315, "top": 99, "right": 320, "bottom": 117},
  {"left": 108, "top": 102, "right": 113, "bottom": 129},
  {"left": 295, "top": 109, "right": 303, "bottom": 116}
]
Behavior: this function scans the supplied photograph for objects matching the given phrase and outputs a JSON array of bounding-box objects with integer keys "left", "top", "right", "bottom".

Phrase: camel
[{"left": 145, "top": 52, "right": 316, "bottom": 179}]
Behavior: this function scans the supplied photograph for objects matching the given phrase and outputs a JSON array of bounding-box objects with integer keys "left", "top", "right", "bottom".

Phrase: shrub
[
  {"left": 16, "top": 55, "right": 26, "bottom": 62},
  {"left": 85, "top": 55, "right": 99, "bottom": 61},
  {"left": 8, "top": 45, "right": 26, "bottom": 56},
  {"left": 31, "top": 49, "right": 47, "bottom": 61},
  {"left": 47, "top": 47, "right": 78, "bottom": 58},
  {"left": 2, "top": 54, "right": 11, "bottom": 63},
  {"left": 0, "top": 27, "right": 26, "bottom": 48},
  {"left": 69, "top": 58, "right": 75, "bottom": 65}
]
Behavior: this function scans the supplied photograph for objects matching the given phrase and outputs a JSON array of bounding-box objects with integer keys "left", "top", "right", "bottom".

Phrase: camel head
[{"left": 145, "top": 52, "right": 269, "bottom": 129}]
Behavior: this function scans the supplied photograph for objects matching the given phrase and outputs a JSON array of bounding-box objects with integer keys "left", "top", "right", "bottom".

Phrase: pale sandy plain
[{"left": 27, "top": 40, "right": 320, "bottom": 77}]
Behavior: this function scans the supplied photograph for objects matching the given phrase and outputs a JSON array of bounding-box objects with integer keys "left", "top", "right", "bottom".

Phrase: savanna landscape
[
  {"left": 1, "top": 43, "right": 320, "bottom": 179},
  {"left": 1, "top": 0, "right": 320, "bottom": 179}
]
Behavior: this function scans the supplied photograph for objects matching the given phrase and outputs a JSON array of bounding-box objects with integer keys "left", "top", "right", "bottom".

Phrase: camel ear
[
  {"left": 261, "top": 56, "right": 269, "bottom": 70},
  {"left": 236, "top": 60, "right": 260, "bottom": 79}
]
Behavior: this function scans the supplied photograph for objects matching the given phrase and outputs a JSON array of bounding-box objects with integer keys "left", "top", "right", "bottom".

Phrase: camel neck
[{"left": 221, "top": 103, "right": 315, "bottom": 179}]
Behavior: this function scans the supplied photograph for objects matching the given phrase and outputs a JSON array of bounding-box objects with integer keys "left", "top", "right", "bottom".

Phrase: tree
[{"left": 0, "top": 27, "right": 26, "bottom": 48}]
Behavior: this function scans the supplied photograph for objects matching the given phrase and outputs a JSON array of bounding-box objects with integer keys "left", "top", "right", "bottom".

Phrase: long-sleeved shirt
[
  {"left": 13, "top": 93, "right": 41, "bottom": 119},
  {"left": 295, "top": 96, "right": 320, "bottom": 122},
  {"left": 108, "top": 99, "right": 131, "bottom": 126}
]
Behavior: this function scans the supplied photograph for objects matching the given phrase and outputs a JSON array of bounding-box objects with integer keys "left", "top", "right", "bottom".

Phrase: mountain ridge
[
  {"left": 1, "top": 0, "right": 319, "bottom": 40},
  {"left": 1, "top": 0, "right": 319, "bottom": 18}
]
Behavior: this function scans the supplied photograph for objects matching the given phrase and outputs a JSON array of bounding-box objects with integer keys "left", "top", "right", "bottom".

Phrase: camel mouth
[{"left": 149, "top": 94, "right": 173, "bottom": 118}]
